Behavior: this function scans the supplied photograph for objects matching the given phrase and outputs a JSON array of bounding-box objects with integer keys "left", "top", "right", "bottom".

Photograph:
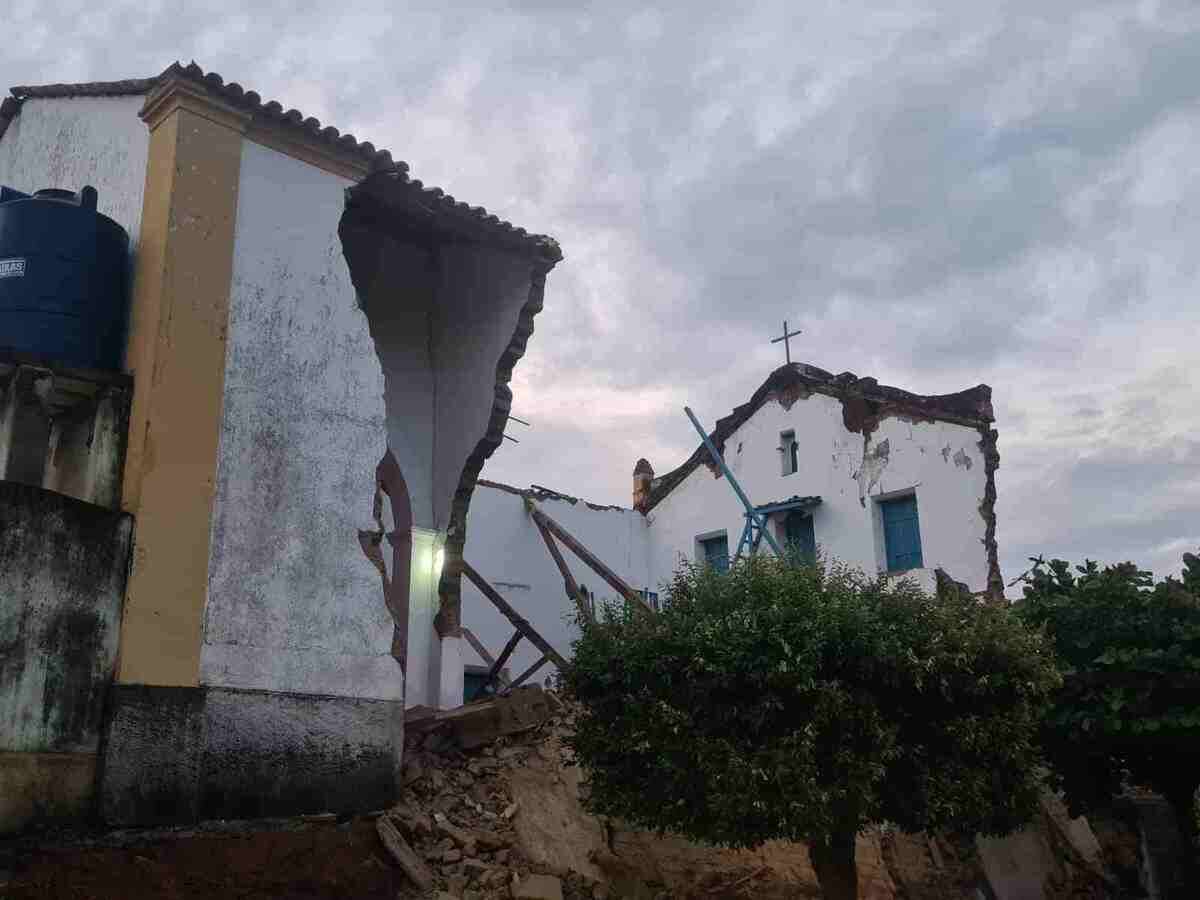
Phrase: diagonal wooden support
[
  {"left": 532, "top": 513, "right": 593, "bottom": 623},
  {"left": 460, "top": 560, "right": 569, "bottom": 669},
  {"left": 525, "top": 501, "right": 655, "bottom": 616},
  {"left": 485, "top": 630, "right": 523, "bottom": 690},
  {"left": 501, "top": 654, "right": 550, "bottom": 694},
  {"left": 462, "top": 627, "right": 511, "bottom": 687}
]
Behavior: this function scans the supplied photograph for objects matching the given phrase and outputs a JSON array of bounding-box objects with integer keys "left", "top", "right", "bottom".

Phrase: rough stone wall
[{"left": 0, "top": 481, "right": 133, "bottom": 832}]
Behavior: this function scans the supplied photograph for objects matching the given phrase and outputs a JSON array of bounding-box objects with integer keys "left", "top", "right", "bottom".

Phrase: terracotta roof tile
[{"left": 1, "top": 61, "right": 556, "bottom": 251}]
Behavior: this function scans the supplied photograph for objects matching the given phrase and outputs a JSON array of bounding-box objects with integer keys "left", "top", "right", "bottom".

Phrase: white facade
[
  {"left": 645, "top": 391, "right": 992, "bottom": 594},
  {"left": 456, "top": 367, "right": 998, "bottom": 699},
  {"left": 460, "top": 483, "right": 652, "bottom": 684},
  {"left": 0, "top": 95, "right": 149, "bottom": 269},
  {"left": 201, "top": 140, "right": 397, "bottom": 701}
]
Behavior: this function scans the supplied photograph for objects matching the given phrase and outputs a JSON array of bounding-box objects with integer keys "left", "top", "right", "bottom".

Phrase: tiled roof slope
[
  {"left": 644, "top": 362, "right": 994, "bottom": 513},
  {"left": 0, "top": 62, "right": 557, "bottom": 255},
  {"left": 2, "top": 62, "right": 398, "bottom": 171}
]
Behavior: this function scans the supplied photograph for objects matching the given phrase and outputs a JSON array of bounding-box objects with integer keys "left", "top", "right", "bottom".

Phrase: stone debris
[
  {"left": 513, "top": 872, "right": 565, "bottom": 900},
  {"left": 377, "top": 813, "right": 434, "bottom": 892},
  {"left": 386, "top": 686, "right": 611, "bottom": 900},
  {"left": 383, "top": 685, "right": 1135, "bottom": 900}
]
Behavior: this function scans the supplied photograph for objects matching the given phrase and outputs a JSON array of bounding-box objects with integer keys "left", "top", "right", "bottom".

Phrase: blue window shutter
[
  {"left": 882, "top": 496, "right": 923, "bottom": 572},
  {"left": 700, "top": 535, "right": 729, "bottom": 573},
  {"left": 785, "top": 512, "right": 816, "bottom": 561}
]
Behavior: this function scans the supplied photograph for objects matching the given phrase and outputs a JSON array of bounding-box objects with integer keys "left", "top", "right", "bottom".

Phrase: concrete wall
[
  {"left": 99, "top": 683, "right": 399, "bottom": 826},
  {"left": 460, "top": 484, "right": 652, "bottom": 687},
  {"left": 647, "top": 392, "right": 992, "bottom": 592},
  {"left": 0, "top": 482, "right": 133, "bottom": 832},
  {"left": 202, "top": 140, "right": 396, "bottom": 702},
  {"left": 0, "top": 95, "right": 148, "bottom": 264}
]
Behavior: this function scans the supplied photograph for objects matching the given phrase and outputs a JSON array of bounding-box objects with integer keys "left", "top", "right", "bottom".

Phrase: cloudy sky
[{"left": 7, "top": 0, "right": 1198, "bottom": 587}]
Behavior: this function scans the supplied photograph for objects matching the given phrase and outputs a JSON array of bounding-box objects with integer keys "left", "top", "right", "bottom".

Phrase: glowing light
[{"left": 433, "top": 547, "right": 445, "bottom": 576}]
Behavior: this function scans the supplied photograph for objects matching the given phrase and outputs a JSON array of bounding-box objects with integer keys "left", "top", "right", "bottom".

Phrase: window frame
[
  {"left": 875, "top": 490, "right": 924, "bottom": 573},
  {"left": 695, "top": 530, "right": 731, "bottom": 573},
  {"left": 779, "top": 429, "right": 798, "bottom": 476}
]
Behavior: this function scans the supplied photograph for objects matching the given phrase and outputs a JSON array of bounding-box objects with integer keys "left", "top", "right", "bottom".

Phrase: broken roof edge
[
  {"left": 477, "top": 479, "right": 629, "bottom": 513},
  {"left": 344, "top": 170, "right": 562, "bottom": 263},
  {"left": 643, "top": 362, "right": 994, "bottom": 513}
]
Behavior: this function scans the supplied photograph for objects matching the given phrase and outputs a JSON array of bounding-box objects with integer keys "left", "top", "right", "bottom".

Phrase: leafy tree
[
  {"left": 1016, "top": 552, "right": 1200, "bottom": 888},
  {"left": 561, "top": 555, "right": 1060, "bottom": 900}
]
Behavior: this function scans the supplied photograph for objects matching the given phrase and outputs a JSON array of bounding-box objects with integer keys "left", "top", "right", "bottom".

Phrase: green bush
[
  {"left": 562, "top": 555, "right": 1060, "bottom": 900},
  {"left": 1016, "top": 551, "right": 1200, "bottom": 889}
]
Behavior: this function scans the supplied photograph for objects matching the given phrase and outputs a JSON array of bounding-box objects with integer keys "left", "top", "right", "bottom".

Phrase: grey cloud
[{"left": 4, "top": 1, "right": 1198, "bottom": 582}]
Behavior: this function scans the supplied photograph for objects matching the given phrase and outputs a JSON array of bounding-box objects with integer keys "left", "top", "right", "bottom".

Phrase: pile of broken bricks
[{"left": 378, "top": 686, "right": 637, "bottom": 900}]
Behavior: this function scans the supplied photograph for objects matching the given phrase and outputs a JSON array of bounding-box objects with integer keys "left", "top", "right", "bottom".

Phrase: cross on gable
[{"left": 770, "top": 319, "right": 802, "bottom": 365}]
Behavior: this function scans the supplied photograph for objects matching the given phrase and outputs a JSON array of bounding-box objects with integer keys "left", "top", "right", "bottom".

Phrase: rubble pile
[
  {"left": 384, "top": 687, "right": 635, "bottom": 900},
  {"left": 380, "top": 686, "right": 1148, "bottom": 900}
]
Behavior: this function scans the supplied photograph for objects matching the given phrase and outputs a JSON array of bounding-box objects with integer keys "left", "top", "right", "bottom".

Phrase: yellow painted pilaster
[{"left": 117, "top": 78, "right": 249, "bottom": 687}]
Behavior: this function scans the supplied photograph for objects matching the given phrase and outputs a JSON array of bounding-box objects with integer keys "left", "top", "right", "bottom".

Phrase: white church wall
[
  {"left": 460, "top": 483, "right": 652, "bottom": 692},
  {"left": 0, "top": 95, "right": 149, "bottom": 270},
  {"left": 201, "top": 140, "right": 399, "bottom": 702},
  {"left": 646, "top": 392, "right": 991, "bottom": 594}
]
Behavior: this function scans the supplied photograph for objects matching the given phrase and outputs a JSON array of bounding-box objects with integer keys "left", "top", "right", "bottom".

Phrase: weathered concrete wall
[
  {"left": 647, "top": 389, "right": 992, "bottom": 592},
  {"left": 0, "top": 95, "right": 148, "bottom": 264},
  {"left": 202, "top": 140, "right": 396, "bottom": 702},
  {"left": 461, "top": 483, "right": 652, "bottom": 686},
  {"left": 429, "top": 247, "right": 537, "bottom": 531},
  {"left": 99, "top": 684, "right": 400, "bottom": 825},
  {"left": 0, "top": 481, "right": 133, "bottom": 832}
]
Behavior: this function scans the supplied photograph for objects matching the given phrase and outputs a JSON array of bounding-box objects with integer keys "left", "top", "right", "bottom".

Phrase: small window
[
  {"left": 463, "top": 665, "right": 496, "bottom": 703},
  {"left": 698, "top": 534, "right": 730, "bottom": 573},
  {"left": 881, "top": 494, "right": 923, "bottom": 572},
  {"left": 780, "top": 430, "right": 798, "bottom": 475},
  {"left": 783, "top": 510, "right": 816, "bottom": 562}
]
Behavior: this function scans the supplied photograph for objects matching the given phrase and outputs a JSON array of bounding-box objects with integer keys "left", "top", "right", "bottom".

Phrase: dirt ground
[
  {"left": 2, "top": 817, "right": 400, "bottom": 900},
  {"left": 0, "top": 688, "right": 1157, "bottom": 900}
]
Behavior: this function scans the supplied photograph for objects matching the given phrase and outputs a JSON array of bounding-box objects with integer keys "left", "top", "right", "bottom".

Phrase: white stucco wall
[
  {"left": 646, "top": 393, "right": 991, "bottom": 593},
  {"left": 430, "top": 247, "right": 534, "bottom": 529},
  {"left": 0, "top": 96, "right": 148, "bottom": 264},
  {"left": 460, "top": 484, "right": 652, "bottom": 687},
  {"left": 202, "top": 140, "right": 398, "bottom": 701}
]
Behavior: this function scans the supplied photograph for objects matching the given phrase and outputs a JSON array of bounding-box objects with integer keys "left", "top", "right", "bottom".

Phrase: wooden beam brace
[
  {"left": 485, "top": 630, "right": 523, "bottom": 689},
  {"left": 526, "top": 501, "right": 655, "bottom": 616},
  {"left": 460, "top": 560, "right": 569, "bottom": 669},
  {"left": 462, "top": 627, "right": 510, "bottom": 686},
  {"left": 502, "top": 654, "right": 550, "bottom": 694},
  {"left": 532, "top": 513, "right": 593, "bottom": 623}
]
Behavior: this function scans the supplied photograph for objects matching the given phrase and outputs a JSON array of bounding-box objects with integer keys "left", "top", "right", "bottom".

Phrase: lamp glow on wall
[{"left": 433, "top": 547, "right": 445, "bottom": 578}]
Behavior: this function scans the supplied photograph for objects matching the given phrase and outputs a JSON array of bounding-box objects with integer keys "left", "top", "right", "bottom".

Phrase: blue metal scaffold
[{"left": 684, "top": 406, "right": 785, "bottom": 561}]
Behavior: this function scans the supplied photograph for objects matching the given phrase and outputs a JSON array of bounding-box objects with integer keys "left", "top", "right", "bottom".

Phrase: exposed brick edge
[{"left": 435, "top": 260, "right": 559, "bottom": 638}]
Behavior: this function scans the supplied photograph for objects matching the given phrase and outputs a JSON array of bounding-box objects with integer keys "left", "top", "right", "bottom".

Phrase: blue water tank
[{"left": 0, "top": 185, "right": 130, "bottom": 371}]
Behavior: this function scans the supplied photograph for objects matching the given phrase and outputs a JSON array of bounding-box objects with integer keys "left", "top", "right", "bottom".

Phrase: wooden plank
[
  {"left": 376, "top": 815, "right": 434, "bottom": 891},
  {"left": 502, "top": 654, "right": 550, "bottom": 693},
  {"left": 461, "top": 627, "right": 510, "bottom": 686},
  {"left": 526, "top": 502, "right": 655, "bottom": 616},
  {"left": 532, "top": 514, "right": 593, "bottom": 622},
  {"left": 460, "top": 560, "right": 569, "bottom": 669},
  {"left": 485, "top": 630, "right": 523, "bottom": 689}
]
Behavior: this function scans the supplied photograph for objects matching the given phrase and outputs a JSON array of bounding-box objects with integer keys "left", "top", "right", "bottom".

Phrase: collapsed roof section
[{"left": 644, "top": 362, "right": 994, "bottom": 513}]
